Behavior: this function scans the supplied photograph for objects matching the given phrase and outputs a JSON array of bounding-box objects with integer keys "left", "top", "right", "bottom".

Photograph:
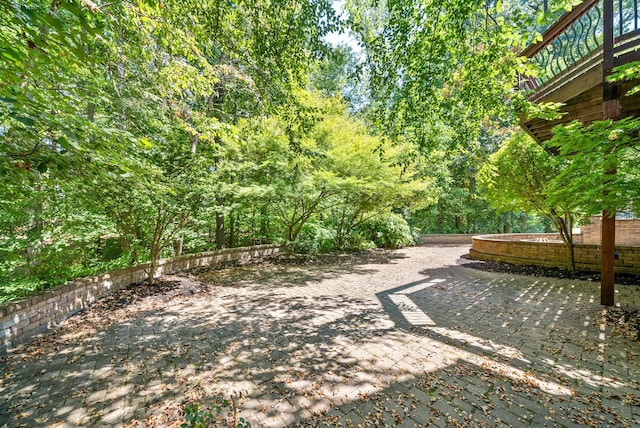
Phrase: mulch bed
[{"left": 458, "top": 254, "right": 640, "bottom": 286}]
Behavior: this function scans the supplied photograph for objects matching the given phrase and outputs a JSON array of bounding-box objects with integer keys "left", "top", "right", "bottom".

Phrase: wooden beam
[
  {"left": 530, "top": 56, "right": 603, "bottom": 103},
  {"left": 615, "top": 49, "right": 640, "bottom": 67},
  {"left": 543, "top": 67, "right": 602, "bottom": 104},
  {"left": 601, "top": 0, "right": 617, "bottom": 307}
]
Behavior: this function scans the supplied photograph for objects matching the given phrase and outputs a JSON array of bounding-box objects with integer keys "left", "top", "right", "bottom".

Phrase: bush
[
  {"left": 357, "top": 212, "right": 415, "bottom": 249},
  {"left": 290, "top": 222, "right": 336, "bottom": 253},
  {"left": 343, "top": 232, "right": 376, "bottom": 251},
  {"left": 180, "top": 230, "right": 214, "bottom": 254}
]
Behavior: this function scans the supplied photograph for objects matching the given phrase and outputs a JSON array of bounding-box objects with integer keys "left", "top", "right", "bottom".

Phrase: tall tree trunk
[
  {"left": 260, "top": 206, "right": 269, "bottom": 243},
  {"left": 566, "top": 240, "right": 575, "bottom": 273},
  {"left": 601, "top": 211, "right": 616, "bottom": 305},
  {"left": 148, "top": 249, "right": 159, "bottom": 284},
  {"left": 147, "top": 210, "right": 183, "bottom": 284},
  {"left": 229, "top": 213, "right": 236, "bottom": 248},
  {"left": 216, "top": 205, "right": 225, "bottom": 249},
  {"left": 148, "top": 236, "right": 162, "bottom": 284},
  {"left": 174, "top": 239, "right": 184, "bottom": 257}
]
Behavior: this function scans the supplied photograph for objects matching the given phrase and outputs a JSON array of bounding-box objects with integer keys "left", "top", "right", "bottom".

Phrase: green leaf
[
  {"left": 15, "top": 116, "right": 35, "bottom": 127},
  {"left": 0, "top": 47, "right": 24, "bottom": 63},
  {"left": 57, "top": 136, "right": 71, "bottom": 150},
  {"left": 139, "top": 137, "right": 154, "bottom": 148},
  {"left": 57, "top": 136, "right": 80, "bottom": 150}
]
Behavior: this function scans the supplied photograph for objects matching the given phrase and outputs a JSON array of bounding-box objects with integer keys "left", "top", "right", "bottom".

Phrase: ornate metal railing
[
  {"left": 615, "top": 0, "right": 640, "bottom": 36},
  {"left": 519, "top": 0, "right": 640, "bottom": 93}
]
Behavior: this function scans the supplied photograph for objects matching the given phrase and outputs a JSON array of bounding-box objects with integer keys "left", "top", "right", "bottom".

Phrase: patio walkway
[{"left": 1, "top": 245, "right": 639, "bottom": 427}]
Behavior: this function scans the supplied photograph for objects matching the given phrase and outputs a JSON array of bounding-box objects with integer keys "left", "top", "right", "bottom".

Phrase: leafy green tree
[
  {"left": 538, "top": 64, "right": 640, "bottom": 250},
  {"left": 320, "top": 117, "right": 432, "bottom": 249},
  {"left": 309, "top": 44, "right": 369, "bottom": 111},
  {"left": 479, "top": 131, "right": 579, "bottom": 269},
  {"left": 288, "top": 91, "right": 434, "bottom": 249},
  {"left": 546, "top": 118, "right": 640, "bottom": 217},
  {"left": 343, "top": 0, "right": 581, "bottom": 146},
  {"left": 224, "top": 90, "right": 433, "bottom": 250},
  {"left": 338, "top": 0, "right": 581, "bottom": 238},
  {"left": 1, "top": 0, "right": 343, "bottom": 290}
]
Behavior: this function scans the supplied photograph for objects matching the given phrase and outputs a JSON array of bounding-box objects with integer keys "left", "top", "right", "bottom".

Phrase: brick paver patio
[{"left": 1, "top": 245, "right": 639, "bottom": 427}]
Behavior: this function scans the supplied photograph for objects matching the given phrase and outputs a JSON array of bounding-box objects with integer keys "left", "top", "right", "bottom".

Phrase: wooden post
[
  {"left": 601, "top": 0, "right": 618, "bottom": 306},
  {"left": 601, "top": 211, "right": 615, "bottom": 306}
]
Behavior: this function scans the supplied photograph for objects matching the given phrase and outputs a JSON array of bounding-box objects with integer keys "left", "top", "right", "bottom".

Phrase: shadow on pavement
[{"left": 1, "top": 247, "right": 639, "bottom": 427}]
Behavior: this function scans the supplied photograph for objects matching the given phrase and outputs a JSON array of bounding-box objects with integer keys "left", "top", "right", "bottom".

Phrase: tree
[
  {"left": 539, "top": 61, "right": 640, "bottom": 218},
  {"left": 344, "top": 0, "right": 526, "bottom": 149},
  {"left": 343, "top": 0, "right": 582, "bottom": 148},
  {"left": 1, "top": 0, "right": 344, "bottom": 288},
  {"left": 338, "top": 0, "right": 582, "bottom": 238},
  {"left": 546, "top": 118, "right": 640, "bottom": 218},
  {"left": 478, "top": 131, "right": 580, "bottom": 270},
  {"left": 296, "top": 91, "right": 433, "bottom": 248}
]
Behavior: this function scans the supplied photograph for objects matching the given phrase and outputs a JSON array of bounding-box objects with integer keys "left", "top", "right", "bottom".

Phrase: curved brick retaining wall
[
  {"left": 470, "top": 234, "right": 640, "bottom": 275},
  {"left": 419, "top": 234, "right": 477, "bottom": 245},
  {"left": 0, "top": 245, "right": 280, "bottom": 354}
]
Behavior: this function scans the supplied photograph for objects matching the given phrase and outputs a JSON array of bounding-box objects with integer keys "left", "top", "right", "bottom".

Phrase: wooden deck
[
  {"left": 519, "top": 0, "right": 640, "bottom": 305},
  {"left": 520, "top": 0, "right": 640, "bottom": 142}
]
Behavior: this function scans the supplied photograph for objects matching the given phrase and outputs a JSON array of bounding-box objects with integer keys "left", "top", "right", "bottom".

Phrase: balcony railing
[{"left": 519, "top": 0, "right": 640, "bottom": 96}]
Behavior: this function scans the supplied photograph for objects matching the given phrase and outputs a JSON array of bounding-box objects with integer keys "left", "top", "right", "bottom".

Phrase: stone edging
[
  {"left": 470, "top": 234, "right": 640, "bottom": 275},
  {"left": 0, "top": 244, "right": 280, "bottom": 354}
]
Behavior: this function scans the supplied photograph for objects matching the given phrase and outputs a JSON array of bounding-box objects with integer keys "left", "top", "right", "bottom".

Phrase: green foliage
[
  {"left": 478, "top": 132, "right": 561, "bottom": 214},
  {"left": 343, "top": 232, "right": 377, "bottom": 251},
  {"left": 0, "top": 0, "right": 562, "bottom": 301},
  {"left": 182, "top": 396, "right": 251, "bottom": 428},
  {"left": 546, "top": 118, "right": 640, "bottom": 216},
  {"left": 0, "top": 254, "right": 131, "bottom": 304},
  {"left": 356, "top": 212, "right": 415, "bottom": 249},
  {"left": 479, "top": 130, "right": 580, "bottom": 269},
  {"left": 0, "top": 0, "right": 346, "bottom": 293},
  {"left": 346, "top": 0, "right": 526, "bottom": 149},
  {"left": 339, "top": 0, "right": 585, "bottom": 239},
  {"left": 608, "top": 61, "right": 640, "bottom": 96},
  {"left": 291, "top": 222, "right": 337, "bottom": 254}
]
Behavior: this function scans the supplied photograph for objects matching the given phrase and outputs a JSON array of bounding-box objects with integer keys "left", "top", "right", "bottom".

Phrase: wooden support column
[
  {"left": 601, "top": 0, "right": 618, "bottom": 306},
  {"left": 601, "top": 211, "right": 615, "bottom": 306}
]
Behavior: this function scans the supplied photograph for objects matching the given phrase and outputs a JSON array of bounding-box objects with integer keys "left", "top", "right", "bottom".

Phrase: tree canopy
[{"left": 2, "top": 0, "right": 630, "bottom": 302}]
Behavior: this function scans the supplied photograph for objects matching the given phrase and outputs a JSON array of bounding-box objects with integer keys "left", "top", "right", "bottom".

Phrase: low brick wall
[
  {"left": 419, "top": 234, "right": 477, "bottom": 245},
  {"left": 0, "top": 245, "right": 280, "bottom": 354},
  {"left": 470, "top": 234, "right": 640, "bottom": 275},
  {"left": 578, "top": 216, "right": 640, "bottom": 246}
]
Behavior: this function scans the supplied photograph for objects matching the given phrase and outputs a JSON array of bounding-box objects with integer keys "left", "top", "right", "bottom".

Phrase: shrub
[
  {"left": 357, "top": 212, "right": 415, "bottom": 249},
  {"left": 343, "top": 232, "right": 376, "bottom": 251},
  {"left": 291, "top": 222, "right": 336, "bottom": 253},
  {"left": 182, "top": 394, "right": 251, "bottom": 428}
]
